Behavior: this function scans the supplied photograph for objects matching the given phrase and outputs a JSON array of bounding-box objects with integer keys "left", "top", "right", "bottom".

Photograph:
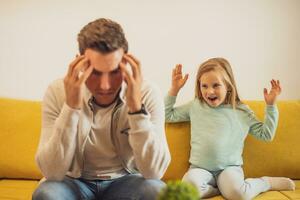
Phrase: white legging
[{"left": 182, "top": 166, "right": 270, "bottom": 200}]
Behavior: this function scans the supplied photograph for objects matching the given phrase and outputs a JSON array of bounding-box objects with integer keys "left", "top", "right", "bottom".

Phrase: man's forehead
[
  {"left": 85, "top": 48, "right": 124, "bottom": 72},
  {"left": 92, "top": 65, "right": 120, "bottom": 73}
]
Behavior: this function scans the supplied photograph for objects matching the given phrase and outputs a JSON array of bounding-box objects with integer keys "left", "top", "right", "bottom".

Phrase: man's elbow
[
  {"left": 36, "top": 155, "right": 66, "bottom": 181},
  {"left": 143, "top": 153, "right": 171, "bottom": 180}
]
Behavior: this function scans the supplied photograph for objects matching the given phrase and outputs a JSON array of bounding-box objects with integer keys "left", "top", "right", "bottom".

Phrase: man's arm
[
  {"left": 128, "top": 82, "right": 171, "bottom": 179},
  {"left": 35, "top": 56, "right": 93, "bottom": 181},
  {"left": 35, "top": 80, "right": 80, "bottom": 180},
  {"left": 120, "top": 54, "right": 170, "bottom": 179}
]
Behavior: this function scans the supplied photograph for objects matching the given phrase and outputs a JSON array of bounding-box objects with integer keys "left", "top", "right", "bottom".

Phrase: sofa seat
[
  {"left": 0, "top": 179, "right": 39, "bottom": 200},
  {"left": 0, "top": 180, "right": 298, "bottom": 199}
]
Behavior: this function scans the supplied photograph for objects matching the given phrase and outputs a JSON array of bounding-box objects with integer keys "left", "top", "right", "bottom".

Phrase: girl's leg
[
  {"left": 182, "top": 168, "right": 220, "bottom": 198},
  {"left": 261, "top": 176, "right": 295, "bottom": 191},
  {"left": 217, "top": 166, "right": 270, "bottom": 200}
]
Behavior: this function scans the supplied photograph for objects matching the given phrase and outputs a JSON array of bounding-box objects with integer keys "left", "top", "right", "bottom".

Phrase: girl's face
[{"left": 200, "top": 70, "right": 228, "bottom": 107}]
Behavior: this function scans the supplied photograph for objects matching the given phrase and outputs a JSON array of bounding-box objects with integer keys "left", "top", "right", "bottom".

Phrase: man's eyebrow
[
  {"left": 92, "top": 68, "right": 102, "bottom": 75},
  {"left": 111, "top": 66, "right": 121, "bottom": 73}
]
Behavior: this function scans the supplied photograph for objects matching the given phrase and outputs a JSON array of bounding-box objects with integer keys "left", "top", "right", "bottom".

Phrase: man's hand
[
  {"left": 64, "top": 55, "right": 93, "bottom": 109},
  {"left": 264, "top": 79, "right": 282, "bottom": 105},
  {"left": 168, "top": 64, "right": 189, "bottom": 96},
  {"left": 120, "top": 54, "right": 142, "bottom": 113}
]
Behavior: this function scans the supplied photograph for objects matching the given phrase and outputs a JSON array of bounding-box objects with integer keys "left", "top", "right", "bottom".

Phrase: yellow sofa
[{"left": 0, "top": 97, "right": 299, "bottom": 199}]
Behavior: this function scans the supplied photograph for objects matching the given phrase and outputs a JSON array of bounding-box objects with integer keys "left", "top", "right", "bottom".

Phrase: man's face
[{"left": 85, "top": 48, "right": 124, "bottom": 106}]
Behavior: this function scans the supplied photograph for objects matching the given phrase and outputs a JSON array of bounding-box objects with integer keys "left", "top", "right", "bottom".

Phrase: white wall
[{"left": 0, "top": 0, "right": 299, "bottom": 104}]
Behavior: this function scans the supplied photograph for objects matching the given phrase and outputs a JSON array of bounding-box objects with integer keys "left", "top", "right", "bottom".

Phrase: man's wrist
[{"left": 128, "top": 104, "right": 147, "bottom": 115}]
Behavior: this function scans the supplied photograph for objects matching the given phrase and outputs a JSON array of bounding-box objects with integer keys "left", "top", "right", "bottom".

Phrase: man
[{"left": 33, "top": 18, "right": 170, "bottom": 200}]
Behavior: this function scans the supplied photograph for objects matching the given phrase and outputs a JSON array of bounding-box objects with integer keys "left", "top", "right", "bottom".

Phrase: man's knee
[
  {"left": 106, "top": 175, "right": 165, "bottom": 200},
  {"left": 137, "top": 179, "right": 165, "bottom": 199},
  {"left": 32, "top": 181, "right": 79, "bottom": 200}
]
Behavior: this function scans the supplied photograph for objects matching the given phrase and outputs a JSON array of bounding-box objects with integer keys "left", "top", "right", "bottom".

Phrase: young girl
[{"left": 165, "top": 58, "right": 295, "bottom": 199}]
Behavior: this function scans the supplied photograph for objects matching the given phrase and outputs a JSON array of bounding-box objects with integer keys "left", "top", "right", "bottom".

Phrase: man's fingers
[
  {"left": 120, "top": 62, "right": 133, "bottom": 84},
  {"left": 123, "top": 54, "right": 141, "bottom": 80},
  {"left": 78, "top": 65, "right": 93, "bottom": 84},
  {"left": 67, "top": 55, "right": 85, "bottom": 77},
  {"left": 126, "top": 54, "right": 140, "bottom": 66},
  {"left": 71, "top": 58, "right": 90, "bottom": 79}
]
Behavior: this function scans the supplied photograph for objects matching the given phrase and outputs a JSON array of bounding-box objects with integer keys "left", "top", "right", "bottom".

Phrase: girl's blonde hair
[{"left": 195, "top": 57, "right": 241, "bottom": 107}]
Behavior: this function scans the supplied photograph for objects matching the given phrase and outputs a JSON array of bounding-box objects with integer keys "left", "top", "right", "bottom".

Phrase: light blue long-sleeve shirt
[{"left": 165, "top": 95, "right": 279, "bottom": 171}]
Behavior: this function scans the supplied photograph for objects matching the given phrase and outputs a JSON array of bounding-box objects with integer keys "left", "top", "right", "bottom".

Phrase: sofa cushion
[
  {"left": 207, "top": 191, "right": 290, "bottom": 200},
  {"left": 163, "top": 122, "right": 190, "bottom": 181},
  {"left": 0, "top": 98, "right": 42, "bottom": 179},
  {"left": 281, "top": 180, "right": 300, "bottom": 199},
  {"left": 0, "top": 179, "right": 39, "bottom": 199}
]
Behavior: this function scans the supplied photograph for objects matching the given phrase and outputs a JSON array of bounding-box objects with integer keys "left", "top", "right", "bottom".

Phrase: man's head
[
  {"left": 78, "top": 18, "right": 128, "bottom": 55},
  {"left": 77, "top": 18, "right": 128, "bottom": 106}
]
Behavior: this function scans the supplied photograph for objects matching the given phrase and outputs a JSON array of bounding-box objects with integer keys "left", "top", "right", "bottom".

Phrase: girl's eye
[{"left": 201, "top": 85, "right": 208, "bottom": 88}]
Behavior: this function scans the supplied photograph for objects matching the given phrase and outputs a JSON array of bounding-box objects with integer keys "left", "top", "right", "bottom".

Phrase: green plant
[{"left": 157, "top": 180, "right": 200, "bottom": 200}]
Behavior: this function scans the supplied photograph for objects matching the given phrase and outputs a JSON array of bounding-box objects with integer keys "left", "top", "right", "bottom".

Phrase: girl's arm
[
  {"left": 165, "top": 64, "right": 191, "bottom": 122},
  {"left": 248, "top": 79, "right": 281, "bottom": 141},
  {"left": 247, "top": 105, "right": 279, "bottom": 141},
  {"left": 164, "top": 95, "right": 191, "bottom": 122}
]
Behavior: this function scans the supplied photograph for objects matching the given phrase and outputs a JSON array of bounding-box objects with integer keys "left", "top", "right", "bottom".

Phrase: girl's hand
[
  {"left": 169, "top": 64, "right": 189, "bottom": 96},
  {"left": 264, "top": 79, "right": 282, "bottom": 105}
]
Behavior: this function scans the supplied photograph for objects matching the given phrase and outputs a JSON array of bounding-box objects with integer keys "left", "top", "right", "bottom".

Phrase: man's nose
[{"left": 99, "top": 74, "right": 111, "bottom": 90}]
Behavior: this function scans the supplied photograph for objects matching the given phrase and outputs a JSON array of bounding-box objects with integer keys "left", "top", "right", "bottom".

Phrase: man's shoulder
[
  {"left": 43, "top": 78, "right": 65, "bottom": 103},
  {"left": 48, "top": 78, "right": 64, "bottom": 89}
]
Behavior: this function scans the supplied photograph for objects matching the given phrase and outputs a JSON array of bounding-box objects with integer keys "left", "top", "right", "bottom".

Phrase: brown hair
[
  {"left": 195, "top": 57, "right": 241, "bottom": 108},
  {"left": 77, "top": 18, "right": 128, "bottom": 54}
]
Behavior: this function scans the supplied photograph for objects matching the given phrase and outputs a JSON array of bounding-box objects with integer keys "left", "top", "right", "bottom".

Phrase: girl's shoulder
[
  {"left": 236, "top": 102, "right": 255, "bottom": 115},
  {"left": 192, "top": 98, "right": 207, "bottom": 108}
]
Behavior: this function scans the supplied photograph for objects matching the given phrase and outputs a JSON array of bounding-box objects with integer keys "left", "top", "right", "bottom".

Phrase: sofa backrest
[
  {"left": 1, "top": 98, "right": 299, "bottom": 180},
  {"left": 163, "top": 100, "right": 300, "bottom": 181},
  {"left": 0, "top": 98, "right": 42, "bottom": 179}
]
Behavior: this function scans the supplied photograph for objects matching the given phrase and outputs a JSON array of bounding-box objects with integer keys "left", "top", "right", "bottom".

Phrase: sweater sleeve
[
  {"left": 35, "top": 80, "right": 80, "bottom": 181},
  {"left": 164, "top": 94, "right": 191, "bottom": 122},
  {"left": 127, "top": 82, "right": 171, "bottom": 179},
  {"left": 247, "top": 104, "right": 279, "bottom": 141}
]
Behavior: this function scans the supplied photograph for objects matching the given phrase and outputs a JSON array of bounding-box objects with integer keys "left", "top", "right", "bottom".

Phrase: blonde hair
[{"left": 195, "top": 57, "right": 241, "bottom": 108}]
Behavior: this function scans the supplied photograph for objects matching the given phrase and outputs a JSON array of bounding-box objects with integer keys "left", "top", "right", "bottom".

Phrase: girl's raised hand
[
  {"left": 264, "top": 79, "right": 282, "bottom": 105},
  {"left": 169, "top": 64, "right": 189, "bottom": 96}
]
